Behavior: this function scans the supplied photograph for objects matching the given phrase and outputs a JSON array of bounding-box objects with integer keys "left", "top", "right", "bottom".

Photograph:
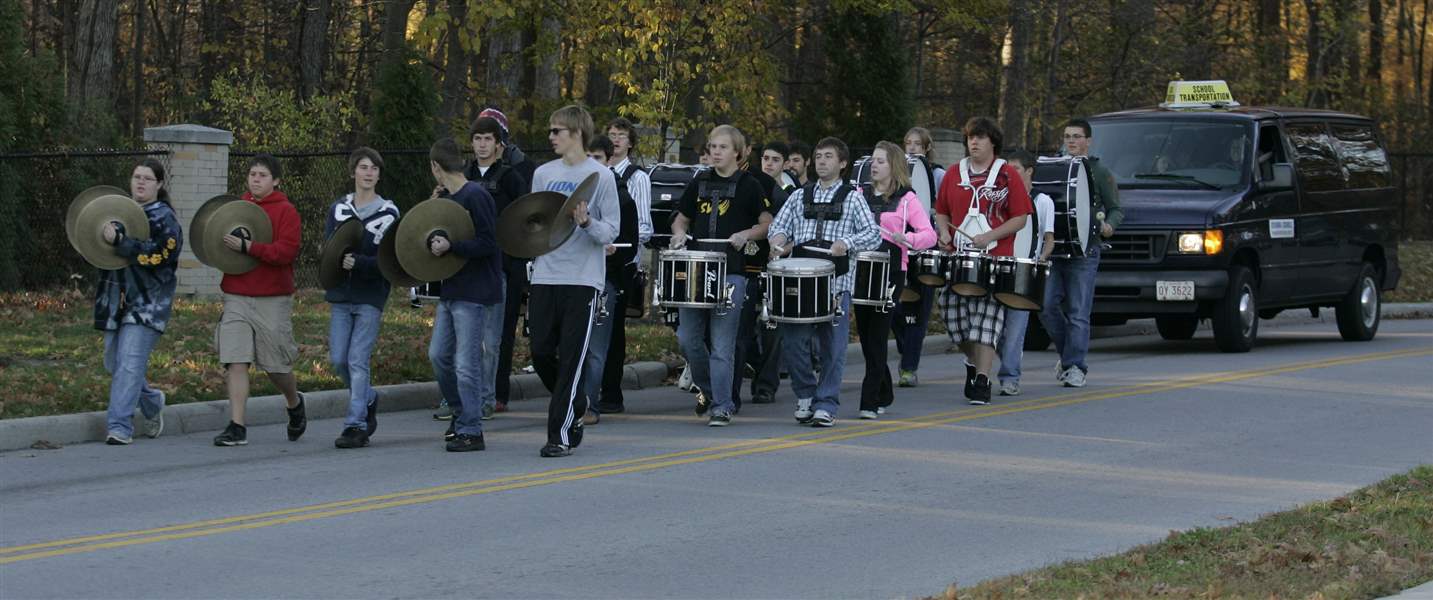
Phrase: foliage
[
  {"left": 819, "top": 5, "right": 913, "bottom": 146},
  {"left": 205, "top": 69, "right": 358, "bottom": 151},
  {"left": 368, "top": 48, "right": 441, "bottom": 149}
]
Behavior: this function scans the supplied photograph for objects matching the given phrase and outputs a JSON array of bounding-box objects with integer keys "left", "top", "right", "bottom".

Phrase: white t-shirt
[{"left": 1032, "top": 191, "right": 1055, "bottom": 258}]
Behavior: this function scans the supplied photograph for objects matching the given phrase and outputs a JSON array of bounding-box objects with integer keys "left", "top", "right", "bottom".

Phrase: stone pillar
[
  {"left": 143, "top": 125, "right": 233, "bottom": 297},
  {"left": 929, "top": 127, "right": 965, "bottom": 168}
]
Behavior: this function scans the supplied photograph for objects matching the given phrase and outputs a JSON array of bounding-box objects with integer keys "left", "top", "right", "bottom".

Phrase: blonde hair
[
  {"left": 708, "top": 124, "right": 746, "bottom": 155},
  {"left": 550, "top": 104, "right": 595, "bottom": 146},
  {"left": 873, "top": 141, "right": 911, "bottom": 194},
  {"left": 905, "top": 126, "right": 935, "bottom": 161}
]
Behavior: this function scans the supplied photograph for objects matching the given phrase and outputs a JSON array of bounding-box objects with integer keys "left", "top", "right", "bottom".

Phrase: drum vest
[{"left": 955, "top": 158, "right": 1006, "bottom": 252}]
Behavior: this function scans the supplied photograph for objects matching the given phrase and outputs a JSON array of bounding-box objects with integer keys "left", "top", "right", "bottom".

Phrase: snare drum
[
  {"left": 911, "top": 250, "right": 950, "bottom": 286},
  {"left": 655, "top": 250, "right": 729, "bottom": 308},
  {"left": 991, "top": 257, "right": 1049, "bottom": 311},
  {"left": 851, "top": 250, "right": 895, "bottom": 309},
  {"left": 948, "top": 250, "right": 993, "bottom": 297},
  {"left": 762, "top": 258, "right": 835, "bottom": 323}
]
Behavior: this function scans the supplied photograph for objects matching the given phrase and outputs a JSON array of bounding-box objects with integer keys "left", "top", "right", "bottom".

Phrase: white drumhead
[
  {"left": 1073, "top": 160, "right": 1091, "bottom": 253},
  {"left": 769, "top": 257, "right": 835, "bottom": 276},
  {"left": 661, "top": 249, "right": 726, "bottom": 261},
  {"left": 907, "top": 154, "right": 934, "bottom": 213},
  {"left": 854, "top": 250, "right": 889, "bottom": 262}
]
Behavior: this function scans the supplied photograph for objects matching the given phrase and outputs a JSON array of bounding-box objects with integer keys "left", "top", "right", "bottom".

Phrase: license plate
[{"left": 1156, "top": 280, "right": 1196, "bottom": 301}]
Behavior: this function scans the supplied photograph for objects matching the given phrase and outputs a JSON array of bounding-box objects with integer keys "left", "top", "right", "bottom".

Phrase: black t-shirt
[{"left": 677, "top": 169, "right": 770, "bottom": 272}]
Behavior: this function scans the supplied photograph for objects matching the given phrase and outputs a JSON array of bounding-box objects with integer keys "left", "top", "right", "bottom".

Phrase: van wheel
[
  {"left": 1156, "top": 316, "right": 1199, "bottom": 340},
  {"left": 1212, "top": 266, "right": 1258, "bottom": 353},
  {"left": 1023, "top": 317, "right": 1052, "bottom": 351},
  {"left": 1336, "top": 263, "right": 1381, "bottom": 341}
]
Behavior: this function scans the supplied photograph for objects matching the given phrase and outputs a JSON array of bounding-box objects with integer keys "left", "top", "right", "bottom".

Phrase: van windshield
[{"left": 1091, "top": 120, "right": 1252, "bottom": 190}]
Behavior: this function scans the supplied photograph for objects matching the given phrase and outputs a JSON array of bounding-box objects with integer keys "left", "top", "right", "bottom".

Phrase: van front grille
[{"left": 1102, "top": 233, "right": 1165, "bottom": 263}]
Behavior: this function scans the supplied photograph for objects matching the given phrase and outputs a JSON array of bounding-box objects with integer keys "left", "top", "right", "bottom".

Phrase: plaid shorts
[{"left": 940, "top": 288, "right": 1005, "bottom": 347}]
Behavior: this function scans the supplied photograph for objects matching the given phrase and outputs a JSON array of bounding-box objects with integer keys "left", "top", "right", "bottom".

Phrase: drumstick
[
  {"left": 878, "top": 226, "right": 914, "bottom": 249},
  {"left": 694, "top": 238, "right": 731, "bottom": 243},
  {"left": 610, "top": 243, "right": 633, "bottom": 248},
  {"left": 801, "top": 245, "right": 835, "bottom": 255}
]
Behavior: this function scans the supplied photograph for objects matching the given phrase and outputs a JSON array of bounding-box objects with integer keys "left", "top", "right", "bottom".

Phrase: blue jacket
[
  {"left": 439, "top": 182, "right": 503, "bottom": 305},
  {"left": 93, "top": 200, "right": 182, "bottom": 333},
  {"left": 323, "top": 194, "right": 401, "bottom": 310}
]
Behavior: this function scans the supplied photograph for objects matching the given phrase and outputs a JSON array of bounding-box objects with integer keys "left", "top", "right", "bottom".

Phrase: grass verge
[{"left": 933, "top": 465, "right": 1433, "bottom": 600}]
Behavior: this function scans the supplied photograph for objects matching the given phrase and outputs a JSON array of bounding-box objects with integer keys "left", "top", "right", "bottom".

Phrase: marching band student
[
  {"left": 785, "top": 140, "right": 812, "bottom": 186},
  {"left": 427, "top": 138, "right": 504, "bottom": 452},
  {"left": 580, "top": 135, "right": 639, "bottom": 424},
  {"left": 996, "top": 149, "right": 1056, "bottom": 396},
  {"left": 767, "top": 137, "right": 882, "bottom": 427},
  {"left": 96, "top": 158, "right": 181, "bottom": 445},
  {"left": 213, "top": 155, "right": 305, "bottom": 447},
  {"left": 326, "top": 148, "right": 401, "bottom": 448},
  {"left": 1039, "top": 118, "right": 1123, "bottom": 388},
  {"left": 528, "top": 104, "right": 621, "bottom": 457},
  {"left": 933, "top": 118, "right": 1032, "bottom": 406},
  {"left": 760, "top": 141, "right": 798, "bottom": 191},
  {"left": 595, "top": 117, "right": 651, "bottom": 415},
  {"left": 904, "top": 126, "right": 946, "bottom": 190},
  {"left": 669, "top": 125, "right": 772, "bottom": 426},
  {"left": 854, "top": 142, "right": 937, "bottom": 419},
  {"left": 735, "top": 142, "right": 792, "bottom": 407},
  {"left": 893, "top": 126, "right": 945, "bottom": 387}
]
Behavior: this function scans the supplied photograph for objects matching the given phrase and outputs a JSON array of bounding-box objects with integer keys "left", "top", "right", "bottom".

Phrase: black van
[{"left": 1086, "top": 106, "right": 1402, "bottom": 352}]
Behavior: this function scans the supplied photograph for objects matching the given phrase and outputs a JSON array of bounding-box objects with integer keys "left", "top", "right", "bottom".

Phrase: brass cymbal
[
  {"left": 496, "top": 191, "right": 569, "bottom": 258},
  {"left": 191, "top": 195, "right": 273, "bottom": 274},
  {"left": 394, "top": 198, "right": 474, "bottom": 283},
  {"left": 552, "top": 171, "right": 600, "bottom": 248},
  {"left": 377, "top": 214, "right": 422, "bottom": 288},
  {"left": 188, "top": 194, "right": 239, "bottom": 271},
  {"left": 66, "top": 185, "right": 127, "bottom": 250},
  {"left": 318, "top": 219, "right": 364, "bottom": 290},
  {"left": 73, "top": 194, "right": 150, "bottom": 270}
]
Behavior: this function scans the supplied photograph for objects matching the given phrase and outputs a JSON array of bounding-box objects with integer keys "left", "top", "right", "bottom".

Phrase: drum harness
[
  {"left": 955, "top": 157, "right": 1006, "bottom": 252},
  {"left": 694, "top": 171, "right": 742, "bottom": 314}
]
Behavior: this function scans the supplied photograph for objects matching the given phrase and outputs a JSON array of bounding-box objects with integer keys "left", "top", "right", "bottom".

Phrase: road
[{"left": 2, "top": 319, "right": 1430, "bottom": 599}]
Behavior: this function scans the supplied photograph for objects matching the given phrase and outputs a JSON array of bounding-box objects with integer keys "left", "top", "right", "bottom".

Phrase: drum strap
[
  {"left": 802, "top": 181, "right": 851, "bottom": 242},
  {"left": 696, "top": 172, "right": 739, "bottom": 240}
]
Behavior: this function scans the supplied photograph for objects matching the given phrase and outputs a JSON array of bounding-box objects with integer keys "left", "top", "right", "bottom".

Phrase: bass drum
[
  {"left": 648, "top": 163, "right": 705, "bottom": 237},
  {"left": 1031, "top": 156, "right": 1092, "bottom": 258},
  {"left": 850, "top": 153, "right": 936, "bottom": 213}
]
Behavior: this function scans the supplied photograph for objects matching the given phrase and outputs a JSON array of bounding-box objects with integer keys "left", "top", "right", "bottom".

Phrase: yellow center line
[{"left": 2, "top": 346, "right": 1428, "bottom": 566}]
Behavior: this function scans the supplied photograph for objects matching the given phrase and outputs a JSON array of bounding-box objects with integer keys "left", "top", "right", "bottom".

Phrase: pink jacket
[{"left": 876, "top": 190, "right": 937, "bottom": 269}]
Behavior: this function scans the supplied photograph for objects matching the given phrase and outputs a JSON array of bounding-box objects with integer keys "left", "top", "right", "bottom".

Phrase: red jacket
[{"left": 221, "top": 190, "right": 301, "bottom": 296}]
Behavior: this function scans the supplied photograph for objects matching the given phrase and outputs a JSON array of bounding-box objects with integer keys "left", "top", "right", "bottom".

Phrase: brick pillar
[
  {"left": 929, "top": 127, "right": 965, "bottom": 169},
  {"left": 143, "top": 125, "right": 233, "bottom": 297}
]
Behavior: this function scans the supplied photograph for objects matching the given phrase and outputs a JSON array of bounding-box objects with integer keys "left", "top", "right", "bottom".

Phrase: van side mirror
[{"left": 1259, "top": 163, "right": 1294, "bottom": 190}]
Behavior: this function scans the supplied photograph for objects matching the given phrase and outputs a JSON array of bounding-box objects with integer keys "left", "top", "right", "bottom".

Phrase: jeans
[
  {"left": 104, "top": 324, "right": 165, "bottom": 437},
  {"left": 1040, "top": 245, "right": 1100, "bottom": 373},
  {"left": 997, "top": 308, "right": 1030, "bottom": 384},
  {"left": 329, "top": 303, "right": 383, "bottom": 430},
  {"left": 481, "top": 274, "right": 507, "bottom": 412},
  {"left": 429, "top": 299, "right": 490, "bottom": 437},
  {"left": 893, "top": 284, "right": 936, "bottom": 372},
  {"left": 781, "top": 293, "right": 851, "bottom": 416},
  {"left": 676, "top": 275, "right": 747, "bottom": 416},
  {"left": 583, "top": 280, "right": 621, "bottom": 414}
]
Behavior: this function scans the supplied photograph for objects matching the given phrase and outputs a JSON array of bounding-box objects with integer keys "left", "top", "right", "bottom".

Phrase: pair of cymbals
[
  {"left": 190, "top": 194, "right": 274, "bottom": 274},
  {"left": 318, "top": 219, "right": 364, "bottom": 290},
  {"left": 381, "top": 198, "right": 475, "bottom": 285},
  {"left": 66, "top": 186, "right": 150, "bottom": 270},
  {"left": 496, "top": 171, "right": 599, "bottom": 258}
]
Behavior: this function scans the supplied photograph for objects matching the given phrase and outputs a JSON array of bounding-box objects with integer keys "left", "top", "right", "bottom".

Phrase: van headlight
[{"left": 1174, "top": 230, "right": 1223, "bottom": 255}]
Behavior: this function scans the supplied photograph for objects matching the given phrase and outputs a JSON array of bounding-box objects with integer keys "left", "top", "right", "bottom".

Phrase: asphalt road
[{"left": 2, "top": 318, "right": 1431, "bottom": 599}]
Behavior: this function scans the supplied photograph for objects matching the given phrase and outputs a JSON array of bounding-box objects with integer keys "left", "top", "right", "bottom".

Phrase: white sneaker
[
  {"left": 1054, "top": 360, "right": 1065, "bottom": 381},
  {"left": 141, "top": 411, "right": 164, "bottom": 438},
  {"left": 678, "top": 364, "right": 695, "bottom": 392},
  {"left": 1062, "top": 367, "right": 1086, "bottom": 388},
  {"left": 811, "top": 409, "right": 835, "bottom": 427},
  {"left": 876, "top": 406, "right": 887, "bottom": 415},
  {"left": 794, "top": 398, "right": 814, "bottom": 423},
  {"left": 999, "top": 381, "right": 1021, "bottom": 396},
  {"left": 858, "top": 410, "right": 878, "bottom": 420}
]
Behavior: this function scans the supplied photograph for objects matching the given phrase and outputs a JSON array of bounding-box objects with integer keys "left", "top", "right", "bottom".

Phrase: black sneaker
[
  {"left": 286, "top": 393, "right": 307, "bottom": 441},
  {"left": 597, "top": 401, "right": 625, "bottom": 414},
  {"left": 334, "top": 426, "right": 369, "bottom": 449},
  {"left": 540, "top": 443, "right": 572, "bottom": 457},
  {"left": 751, "top": 392, "right": 775, "bottom": 404},
  {"left": 693, "top": 392, "right": 710, "bottom": 416},
  {"left": 708, "top": 412, "right": 732, "bottom": 427},
  {"left": 446, "top": 433, "right": 485, "bottom": 452},
  {"left": 963, "top": 361, "right": 976, "bottom": 399},
  {"left": 568, "top": 421, "right": 584, "bottom": 448},
  {"left": 444, "top": 419, "right": 456, "bottom": 442},
  {"left": 968, "top": 374, "right": 992, "bottom": 406},
  {"left": 214, "top": 421, "right": 248, "bottom": 446}
]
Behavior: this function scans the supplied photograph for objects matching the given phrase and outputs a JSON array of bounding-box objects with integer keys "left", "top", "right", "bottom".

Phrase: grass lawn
[
  {"left": 933, "top": 465, "right": 1433, "bottom": 600},
  {"left": 0, "top": 288, "right": 681, "bottom": 420}
]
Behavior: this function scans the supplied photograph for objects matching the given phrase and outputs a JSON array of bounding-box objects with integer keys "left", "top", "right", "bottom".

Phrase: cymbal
[
  {"left": 318, "top": 219, "right": 364, "bottom": 290},
  {"left": 552, "top": 171, "right": 600, "bottom": 248},
  {"left": 377, "top": 215, "right": 422, "bottom": 288},
  {"left": 73, "top": 194, "right": 150, "bottom": 270},
  {"left": 67, "top": 185, "right": 127, "bottom": 250},
  {"left": 394, "top": 198, "right": 474, "bottom": 282},
  {"left": 496, "top": 191, "right": 569, "bottom": 258},
  {"left": 192, "top": 195, "right": 273, "bottom": 274}
]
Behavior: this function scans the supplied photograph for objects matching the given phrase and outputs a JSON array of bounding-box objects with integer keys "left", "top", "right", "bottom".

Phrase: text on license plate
[{"left": 1157, "top": 280, "right": 1196, "bottom": 301}]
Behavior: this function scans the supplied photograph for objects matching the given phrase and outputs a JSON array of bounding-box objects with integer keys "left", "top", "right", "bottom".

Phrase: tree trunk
[
  {"left": 584, "top": 58, "right": 611, "bottom": 109},
  {"left": 298, "top": 0, "right": 329, "bottom": 100},
  {"left": 485, "top": 19, "right": 523, "bottom": 104},
  {"left": 438, "top": 0, "right": 468, "bottom": 136},
  {"left": 1000, "top": 0, "right": 1031, "bottom": 146},
  {"left": 1306, "top": 0, "right": 1327, "bottom": 106},
  {"left": 1257, "top": 0, "right": 1285, "bottom": 100},
  {"left": 1041, "top": 0, "right": 1069, "bottom": 148},
  {"left": 1416, "top": 0, "right": 1429, "bottom": 106},
  {"left": 379, "top": 0, "right": 417, "bottom": 71},
  {"left": 534, "top": 17, "right": 562, "bottom": 102},
  {"left": 65, "top": 0, "right": 119, "bottom": 112},
  {"left": 1371, "top": 0, "right": 1385, "bottom": 82},
  {"left": 132, "top": 0, "right": 145, "bottom": 137}
]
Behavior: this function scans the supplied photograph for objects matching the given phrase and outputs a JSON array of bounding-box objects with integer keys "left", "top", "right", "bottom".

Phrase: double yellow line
[{"left": 3, "top": 346, "right": 1429, "bottom": 566}]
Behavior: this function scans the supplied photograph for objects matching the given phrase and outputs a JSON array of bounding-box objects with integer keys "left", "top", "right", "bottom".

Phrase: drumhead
[
  {"left": 854, "top": 250, "right": 890, "bottom": 262},
  {"left": 768, "top": 257, "right": 835, "bottom": 275},
  {"left": 660, "top": 249, "right": 727, "bottom": 261}
]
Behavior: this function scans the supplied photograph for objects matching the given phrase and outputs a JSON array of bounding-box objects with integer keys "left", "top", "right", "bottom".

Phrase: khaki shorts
[{"left": 216, "top": 294, "right": 298, "bottom": 373}]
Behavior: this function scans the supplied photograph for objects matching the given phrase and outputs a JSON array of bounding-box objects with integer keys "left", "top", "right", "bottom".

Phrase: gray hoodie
[{"left": 530, "top": 157, "right": 621, "bottom": 290}]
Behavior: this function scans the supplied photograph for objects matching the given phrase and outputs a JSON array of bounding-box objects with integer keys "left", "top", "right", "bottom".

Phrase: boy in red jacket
[{"left": 213, "top": 154, "right": 305, "bottom": 446}]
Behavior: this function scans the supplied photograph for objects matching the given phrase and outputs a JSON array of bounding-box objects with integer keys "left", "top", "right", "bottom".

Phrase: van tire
[
  {"left": 1213, "top": 266, "right": 1258, "bottom": 353},
  {"left": 1023, "top": 317, "right": 1052, "bottom": 351},
  {"left": 1336, "top": 263, "right": 1381, "bottom": 341},
  {"left": 1156, "top": 316, "right": 1199, "bottom": 340}
]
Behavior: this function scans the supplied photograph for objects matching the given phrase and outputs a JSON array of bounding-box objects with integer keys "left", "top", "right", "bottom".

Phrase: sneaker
[
  {"left": 968, "top": 374, "right": 992, "bottom": 405},
  {"left": 858, "top": 410, "right": 878, "bottom": 420},
  {"left": 750, "top": 393, "right": 775, "bottom": 405},
  {"left": 1062, "top": 367, "right": 1087, "bottom": 388},
  {"left": 963, "top": 361, "right": 977, "bottom": 398},
  {"left": 141, "top": 411, "right": 164, "bottom": 439},
  {"left": 494, "top": 401, "right": 508, "bottom": 413},
  {"left": 482, "top": 403, "right": 495, "bottom": 421},
  {"left": 876, "top": 406, "right": 887, "bottom": 415},
  {"left": 213, "top": 421, "right": 248, "bottom": 446},
  {"left": 433, "top": 402, "right": 454, "bottom": 421},
  {"left": 597, "top": 401, "right": 625, "bottom": 414},
  {"left": 286, "top": 393, "right": 307, "bottom": 442},
  {"left": 677, "top": 365, "right": 696, "bottom": 392},
  {"left": 811, "top": 409, "right": 835, "bottom": 427},
  {"left": 999, "top": 381, "right": 1021, "bottom": 396},
  {"left": 708, "top": 412, "right": 732, "bottom": 427},
  {"left": 582, "top": 411, "right": 600, "bottom": 426},
  {"left": 334, "top": 426, "right": 369, "bottom": 449},
  {"left": 444, "top": 420, "right": 456, "bottom": 442},
  {"left": 521, "top": 365, "right": 536, "bottom": 374},
  {"left": 366, "top": 396, "right": 379, "bottom": 437},
  {"left": 446, "top": 433, "right": 485, "bottom": 452},
  {"left": 898, "top": 370, "right": 917, "bottom": 387},
  {"left": 693, "top": 392, "right": 710, "bottom": 416},
  {"left": 568, "top": 421, "right": 585, "bottom": 448},
  {"left": 105, "top": 432, "right": 133, "bottom": 445},
  {"left": 1054, "top": 360, "right": 1066, "bottom": 382},
  {"left": 794, "top": 398, "right": 814, "bottom": 424},
  {"left": 540, "top": 443, "right": 572, "bottom": 457}
]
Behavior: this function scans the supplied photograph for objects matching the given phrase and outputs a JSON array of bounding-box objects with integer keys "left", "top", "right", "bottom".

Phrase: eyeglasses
[
  {"left": 131, "top": 174, "right": 158, "bottom": 183},
  {"left": 1063, "top": 133, "right": 1088, "bottom": 140},
  {"left": 548, "top": 127, "right": 568, "bottom": 136}
]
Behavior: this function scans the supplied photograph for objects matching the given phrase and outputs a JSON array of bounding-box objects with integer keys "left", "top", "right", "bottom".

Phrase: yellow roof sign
[{"left": 1160, "top": 80, "right": 1240, "bottom": 109}]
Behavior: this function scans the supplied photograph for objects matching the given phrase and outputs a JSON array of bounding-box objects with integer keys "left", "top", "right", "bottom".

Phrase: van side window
[
  {"left": 1256, "top": 124, "right": 1288, "bottom": 181},
  {"left": 1330, "top": 125, "right": 1391, "bottom": 189},
  {"left": 1285, "top": 123, "right": 1344, "bottom": 192}
]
